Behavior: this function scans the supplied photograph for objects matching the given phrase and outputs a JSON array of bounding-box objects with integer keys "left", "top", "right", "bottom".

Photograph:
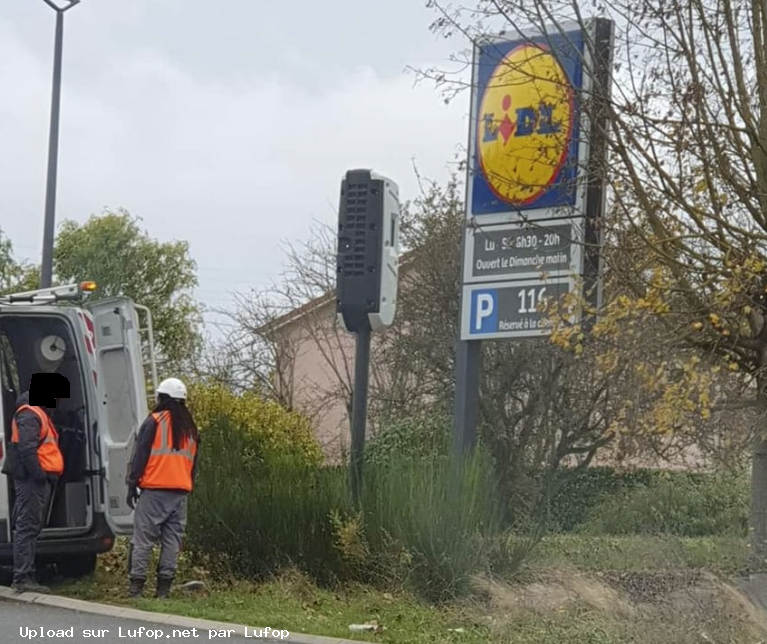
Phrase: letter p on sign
[{"left": 470, "top": 289, "right": 498, "bottom": 334}]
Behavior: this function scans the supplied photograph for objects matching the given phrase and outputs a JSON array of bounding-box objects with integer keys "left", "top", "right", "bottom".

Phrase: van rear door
[{"left": 87, "top": 297, "right": 149, "bottom": 535}]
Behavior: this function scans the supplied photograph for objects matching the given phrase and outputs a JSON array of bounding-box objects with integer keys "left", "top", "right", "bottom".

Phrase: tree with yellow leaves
[{"left": 423, "top": 0, "right": 767, "bottom": 558}]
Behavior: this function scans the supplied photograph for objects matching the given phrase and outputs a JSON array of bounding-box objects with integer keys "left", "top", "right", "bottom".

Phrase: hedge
[
  {"left": 537, "top": 466, "right": 749, "bottom": 537},
  {"left": 537, "top": 466, "right": 656, "bottom": 532}
]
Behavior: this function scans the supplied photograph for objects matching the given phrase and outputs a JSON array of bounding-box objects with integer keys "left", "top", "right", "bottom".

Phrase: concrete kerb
[{"left": 0, "top": 586, "right": 360, "bottom": 644}]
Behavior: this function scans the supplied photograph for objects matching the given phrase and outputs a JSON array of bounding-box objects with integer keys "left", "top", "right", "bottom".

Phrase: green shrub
[
  {"left": 186, "top": 415, "right": 348, "bottom": 584},
  {"left": 576, "top": 468, "right": 749, "bottom": 537},
  {"left": 365, "top": 409, "right": 451, "bottom": 466},
  {"left": 187, "top": 413, "right": 507, "bottom": 600},
  {"left": 509, "top": 466, "right": 749, "bottom": 538},
  {"left": 187, "top": 382, "right": 323, "bottom": 467},
  {"left": 535, "top": 467, "right": 656, "bottom": 532}
]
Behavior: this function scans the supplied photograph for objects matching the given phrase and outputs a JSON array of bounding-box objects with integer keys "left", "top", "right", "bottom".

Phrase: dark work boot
[
  {"left": 128, "top": 577, "right": 145, "bottom": 598},
  {"left": 156, "top": 576, "right": 173, "bottom": 599},
  {"left": 12, "top": 578, "right": 50, "bottom": 594}
]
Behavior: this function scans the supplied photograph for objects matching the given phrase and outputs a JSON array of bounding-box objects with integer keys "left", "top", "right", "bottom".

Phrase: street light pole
[{"left": 40, "top": 0, "right": 80, "bottom": 289}]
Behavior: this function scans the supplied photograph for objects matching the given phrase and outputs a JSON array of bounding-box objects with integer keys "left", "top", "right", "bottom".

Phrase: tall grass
[
  {"left": 186, "top": 416, "right": 504, "bottom": 600},
  {"left": 358, "top": 449, "right": 504, "bottom": 600}
]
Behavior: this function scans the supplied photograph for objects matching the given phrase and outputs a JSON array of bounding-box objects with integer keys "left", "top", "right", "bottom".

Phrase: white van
[{"left": 0, "top": 281, "right": 157, "bottom": 578}]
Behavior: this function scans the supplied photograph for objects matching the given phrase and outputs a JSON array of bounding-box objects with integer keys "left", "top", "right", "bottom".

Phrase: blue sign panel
[
  {"left": 469, "top": 288, "right": 499, "bottom": 334},
  {"left": 470, "top": 29, "right": 586, "bottom": 217}
]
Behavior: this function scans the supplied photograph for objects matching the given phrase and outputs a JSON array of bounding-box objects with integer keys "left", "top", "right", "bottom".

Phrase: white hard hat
[{"left": 156, "top": 377, "right": 187, "bottom": 400}]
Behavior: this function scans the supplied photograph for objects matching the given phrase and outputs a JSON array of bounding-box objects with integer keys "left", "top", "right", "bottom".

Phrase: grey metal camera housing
[{"left": 336, "top": 169, "right": 400, "bottom": 333}]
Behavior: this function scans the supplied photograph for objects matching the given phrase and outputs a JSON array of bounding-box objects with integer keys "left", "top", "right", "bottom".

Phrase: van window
[
  {"left": 0, "top": 332, "right": 20, "bottom": 430},
  {"left": 0, "top": 333, "right": 20, "bottom": 395},
  {"left": 0, "top": 316, "right": 87, "bottom": 433}
]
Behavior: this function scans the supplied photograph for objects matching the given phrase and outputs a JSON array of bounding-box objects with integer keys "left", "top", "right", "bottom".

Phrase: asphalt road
[{"left": 0, "top": 600, "right": 264, "bottom": 643}]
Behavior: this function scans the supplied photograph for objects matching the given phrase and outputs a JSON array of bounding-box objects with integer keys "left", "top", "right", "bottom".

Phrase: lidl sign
[{"left": 469, "top": 28, "right": 588, "bottom": 221}]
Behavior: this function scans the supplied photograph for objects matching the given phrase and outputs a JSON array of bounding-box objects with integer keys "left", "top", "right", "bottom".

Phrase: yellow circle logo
[{"left": 478, "top": 43, "right": 575, "bottom": 207}]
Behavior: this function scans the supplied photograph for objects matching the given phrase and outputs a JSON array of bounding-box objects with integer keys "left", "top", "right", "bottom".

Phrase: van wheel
[{"left": 56, "top": 554, "right": 97, "bottom": 578}]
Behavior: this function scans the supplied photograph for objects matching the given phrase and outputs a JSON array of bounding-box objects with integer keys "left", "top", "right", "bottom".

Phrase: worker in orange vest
[
  {"left": 2, "top": 372, "right": 69, "bottom": 593},
  {"left": 125, "top": 377, "right": 200, "bottom": 599}
]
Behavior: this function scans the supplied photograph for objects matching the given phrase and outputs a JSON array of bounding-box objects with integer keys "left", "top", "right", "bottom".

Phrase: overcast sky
[{"left": 0, "top": 0, "right": 470, "bottom": 335}]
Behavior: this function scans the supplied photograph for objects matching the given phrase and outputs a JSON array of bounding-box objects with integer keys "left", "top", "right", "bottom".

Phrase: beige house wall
[
  {"left": 273, "top": 300, "right": 395, "bottom": 463},
  {"left": 274, "top": 302, "right": 352, "bottom": 462}
]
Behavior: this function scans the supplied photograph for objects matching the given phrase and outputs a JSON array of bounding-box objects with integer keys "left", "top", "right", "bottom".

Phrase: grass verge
[
  {"left": 527, "top": 534, "right": 749, "bottom": 574},
  {"left": 47, "top": 534, "right": 758, "bottom": 643}
]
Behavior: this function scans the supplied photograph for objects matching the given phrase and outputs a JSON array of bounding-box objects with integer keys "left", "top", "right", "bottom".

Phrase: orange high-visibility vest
[
  {"left": 11, "top": 405, "right": 64, "bottom": 476},
  {"left": 138, "top": 411, "right": 197, "bottom": 492}
]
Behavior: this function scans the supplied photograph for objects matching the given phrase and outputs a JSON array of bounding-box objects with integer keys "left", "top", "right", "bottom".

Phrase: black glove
[
  {"left": 46, "top": 473, "right": 59, "bottom": 485},
  {"left": 126, "top": 485, "right": 139, "bottom": 510}
]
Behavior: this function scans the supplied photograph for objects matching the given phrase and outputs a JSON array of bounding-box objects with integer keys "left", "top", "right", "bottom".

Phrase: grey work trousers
[
  {"left": 12, "top": 478, "right": 52, "bottom": 584},
  {"left": 129, "top": 489, "right": 188, "bottom": 580}
]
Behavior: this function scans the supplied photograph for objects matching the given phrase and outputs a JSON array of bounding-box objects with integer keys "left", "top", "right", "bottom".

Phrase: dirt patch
[
  {"left": 600, "top": 570, "right": 705, "bottom": 604},
  {"left": 474, "top": 568, "right": 767, "bottom": 637},
  {"left": 472, "top": 568, "right": 635, "bottom": 617}
]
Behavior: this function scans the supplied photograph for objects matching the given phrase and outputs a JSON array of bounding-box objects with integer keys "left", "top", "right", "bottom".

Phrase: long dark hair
[{"left": 153, "top": 393, "right": 200, "bottom": 451}]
